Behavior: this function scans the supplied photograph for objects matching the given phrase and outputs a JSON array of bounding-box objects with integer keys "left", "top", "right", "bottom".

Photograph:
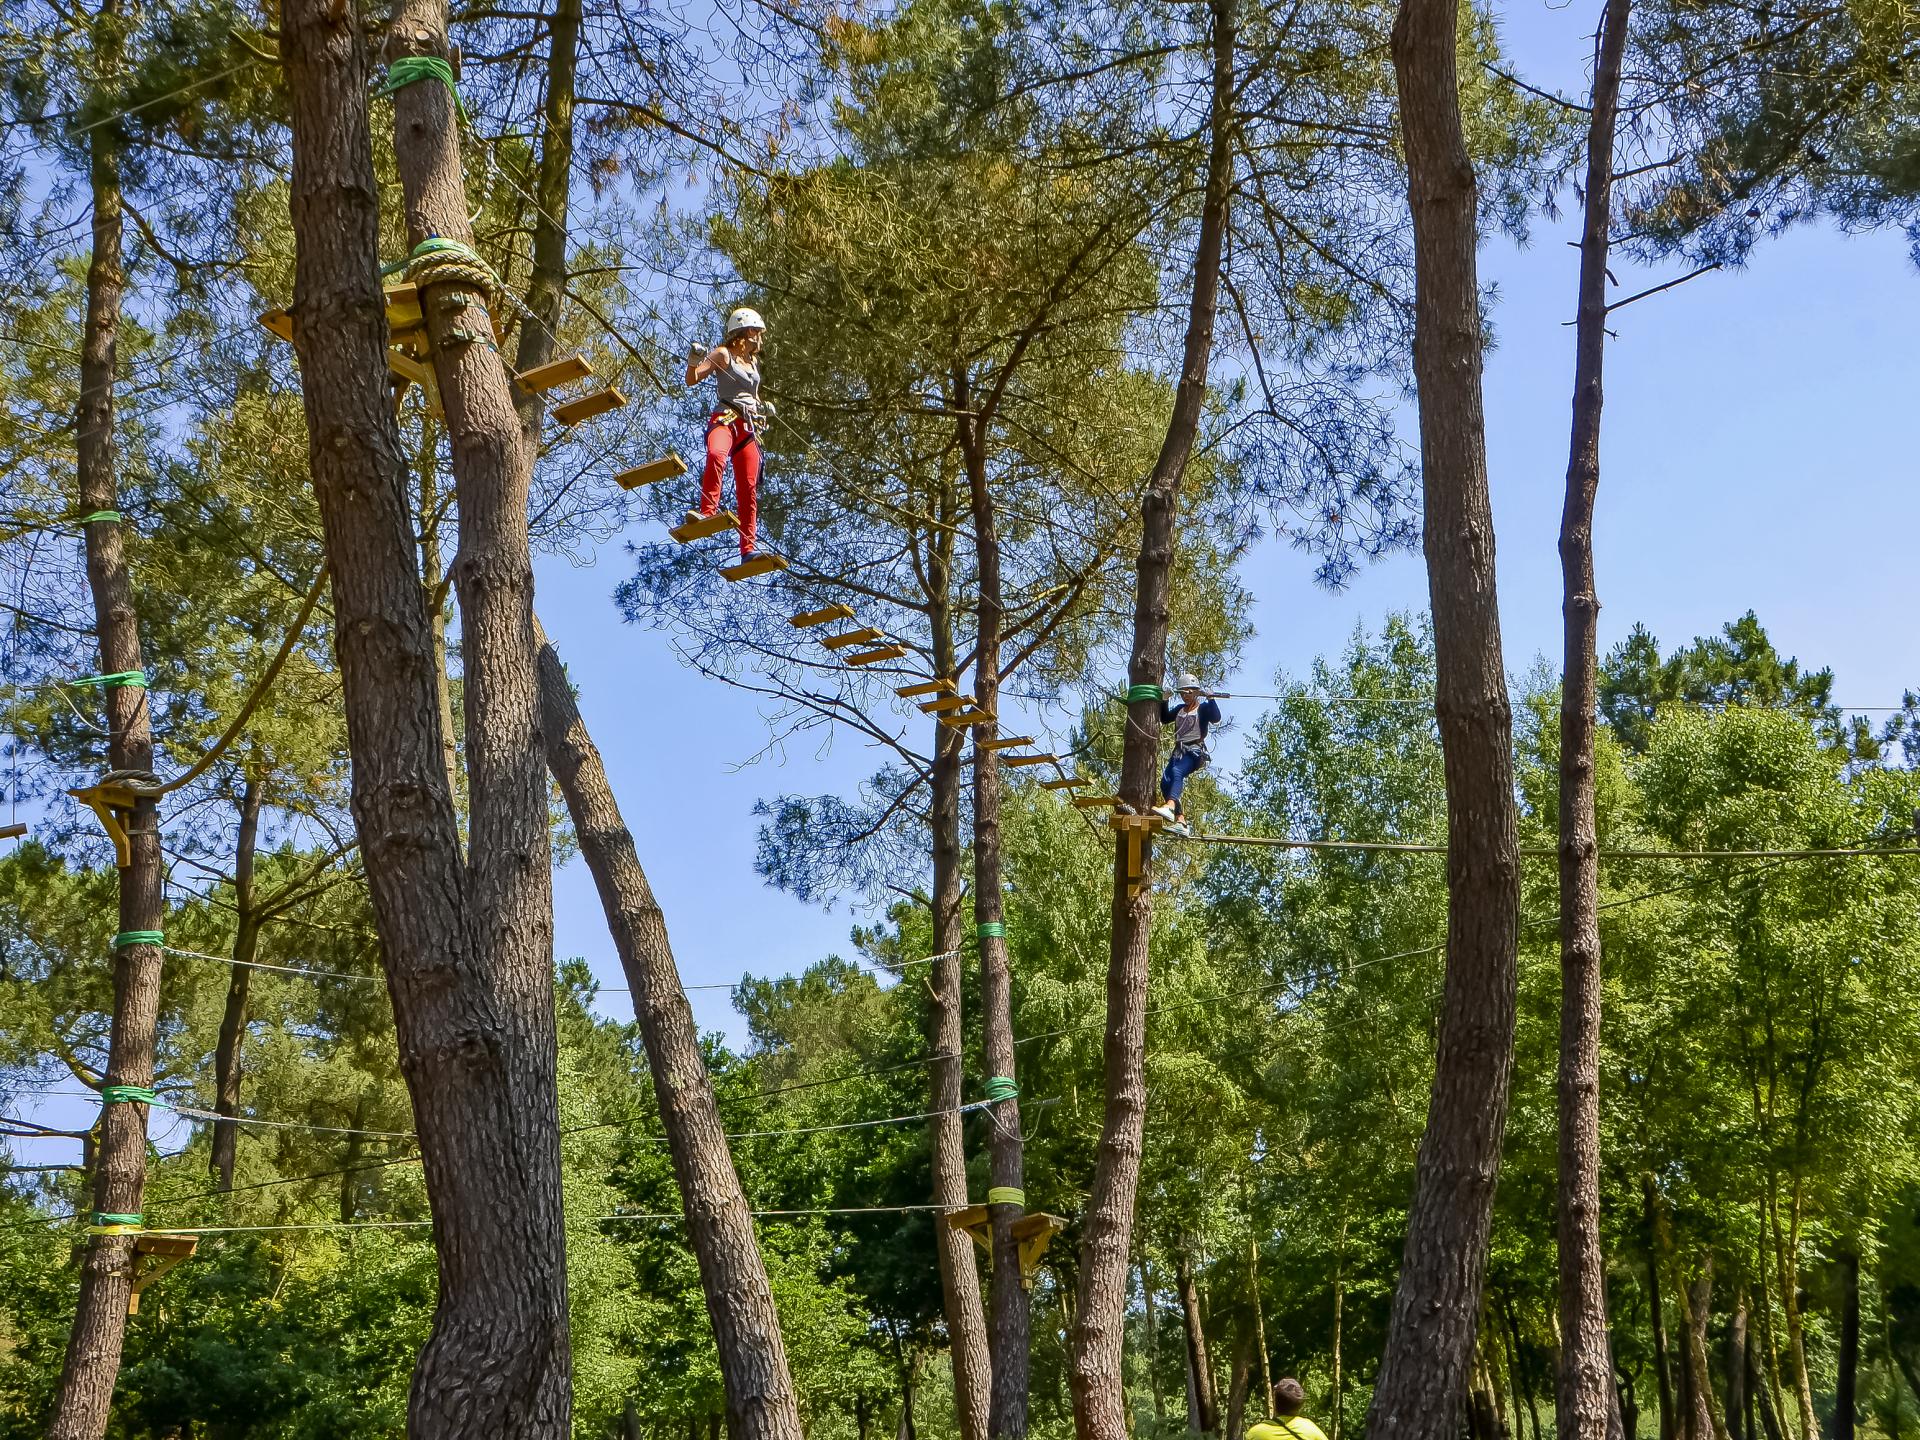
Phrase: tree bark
[
  {"left": 211, "top": 773, "right": 264, "bottom": 1191},
  {"left": 1726, "top": 1289, "right": 1749, "bottom": 1440},
  {"left": 1177, "top": 1247, "right": 1220, "bottom": 1435},
  {"left": 509, "top": 0, "right": 579, "bottom": 435},
  {"left": 280, "top": 0, "right": 570, "bottom": 1431},
  {"left": 1675, "top": 1255, "right": 1728, "bottom": 1440},
  {"left": 1835, "top": 1251, "right": 1859, "bottom": 1440},
  {"left": 534, "top": 621, "right": 802, "bottom": 1440},
  {"left": 1555, "top": 6, "right": 1631, "bottom": 1440},
  {"left": 958, "top": 371, "right": 1032, "bottom": 1440},
  {"left": 1069, "top": 4, "right": 1234, "bottom": 1435},
  {"left": 925, "top": 506, "right": 992, "bottom": 1440},
  {"left": 1369, "top": 0, "right": 1524, "bottom": 1435},
  {"left": 49, "top": 47, "right": 170, "bottom": 1433}
]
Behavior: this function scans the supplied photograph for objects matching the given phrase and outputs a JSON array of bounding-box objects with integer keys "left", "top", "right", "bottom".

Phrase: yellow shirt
[{"left": 1249, "top": 1420, "right": 1330, "bottom": 1440}]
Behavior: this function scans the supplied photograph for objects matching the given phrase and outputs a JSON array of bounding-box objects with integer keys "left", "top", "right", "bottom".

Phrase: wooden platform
[
  {"left": 976, "top": 736, "right": 1033, "bottom": 750},
  {"left": 129, "top": 1233, "right": 198, "bottom": 1315},
  {"left": 918, "top": 695, "right": 971, "bottom": 714},
  {"left": 0, "top": 822, "right": 26, "bottom": 840},
  {"left": 1072, "top": 793, "right": 1120, "bottom": 809},
  {"left": 944, "top": 1207, "right": 1069, "bottom": 1284},
  {"left": 940, "top": 710, "right": 994, "bottom": 728}
]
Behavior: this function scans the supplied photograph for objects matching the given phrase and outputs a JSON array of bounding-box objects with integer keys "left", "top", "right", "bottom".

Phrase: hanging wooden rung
[
  {"left": 1040, "top": 776, "right": 1090, "bottom": 790},
  {"left": 846, "top": 646, "right": 909, "bottom": 666},
  {"left": 977, "top": 736, "right": 1033, "bottom": 750},
  {"left": 616, "top": 453, "right": 687, "bottom": 489},
  {"left": 552, "top": 389, "right": 628, "bottom": 426},
  {"left": 0, "top": 822, "right": 27, "bottom": 840},
  {"left": 896, "top": 679, "right": 956, "bottom": 698},
  {"left": 918, "top": 695, "right": 972, "bottom": 714},
  {"left": 669, "top": 510, "right": 738, "bottom": 543},
  {"left": 791, "top": 604, "right": 856, "bottom": 629},
  {"left": 127, "top": 1233, "right": 198, "bottom": 1314},
  {"left": 721, "top": 553, "right": 788, "bottom": 581},
  {"left": 1072, "top": 793, "right": 1120, "bottom": 809},
  {"left": 940, "top": 710, "right": 994, "bottom": 728},
  {"left": 820, "top": 627, "right": 885, "bottom": 650},
  {"left": 515, "top": 354, "right": 593, "bottom": 392},
  {"left": 1001, "top": 753, "right": 1059, "bottom": 767}
]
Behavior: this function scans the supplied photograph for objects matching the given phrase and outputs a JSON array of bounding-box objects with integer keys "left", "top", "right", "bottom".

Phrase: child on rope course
[
  {"left": 1151, "top": 672, "right": 1221, "bottom": 836},
  {"left": 1246, "top": 1379, "right": 1330, "bottom": 1440},
  {"left": 684, "top": 306, "right": 770, "bottom": 558}
]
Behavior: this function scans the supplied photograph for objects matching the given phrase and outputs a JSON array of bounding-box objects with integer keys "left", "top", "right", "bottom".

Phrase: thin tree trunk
[
  {"left": 1069, "top": 5, "right": 1234, "bottom": 1435},
  {"left": 1369, "top": 0, "right": 1524, "bottom": 1433},
  {"left": 1726, "top": 1289, "right": 1749, "bottom": 1440},
  {"left": 1768, "top": 1184, "right": 1817, "bottom": 1440},
  {"left": 1748, "top": 1327, "right": 1784, "bottom": 1440},
  {"left": 1177, "top": 1247, "right": 1220, "bottom": 1435},
  {"left": 925, "top": 504, "right": 992, "bottom": 1440},
  {"left": 1249, "top": 1234, "right": 1273, "bottom": 1417},
  {"left": 959, "top": 375, "right": 1032, "bottom": 1440},
  {"left": 534, "top": 621, "right": 802, "bottom": 1440},
  {"left": 1144, "top": 1256, "right": 1166, "bottom": 1427},
  {"left": 1835, "top": 1251, "right": 1859, "bottom": 1440},
  {"left": 1467, "top": 1340, "right": 1511, "bottom": 1440},
  {"left": 211, "top": 774, "right": 264, "bottom": 1190},
  {"left": 1649, "top": 1207, "right": 1677, "bottom": 1440},
  {"left": 49, "top": 50, "right": 169, "bottom": 1432},
  {"left": 1675, "top": 1255, "right": 1727, "bottom": 1440},
  {"left": 1226, "top": 1331, "right": 1253, "bottom": 1440},
  {"left": 281, "top": 0, "right": 570, "bottom": 1431},
  {"left": 1331, "top": 1242, "right": 1347, "bottom": 1440},
  {"left": 1501, "top": 1300, "right": 1541, "bottom": 1440},
  {"left": 1752, "top": 1201, "right": 1791, "bottom": 1440},
  {"left": 1556, "top": 6, "right": 1631, "bottom": 1438}
]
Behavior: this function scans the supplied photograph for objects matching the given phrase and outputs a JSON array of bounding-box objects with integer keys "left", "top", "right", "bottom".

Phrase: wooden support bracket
[
  {"left": 720, "top": 553, "right": 788, "bottom": 581},
  {"left": 896, "top": 678, "right": 956, "bottom": 699},
  {"left": 69, "top": 782, "right": 138, "bottom": 869},
  {"left": 820, "top": 627, "right": 884, "bottom": 651},
  {"left": 616, "top": 453, "right": 687, "bottom": 490},
  {"left": 514, "top": 354, "right": 593, "bottom": 392},
  {"left": 1108, "top": 813, "right": 1164, "bottom": 896},
  {"left": 791, "top": 604, "right": 856, "bottom": 629},
  {"left": 845, "top": 645, "right": 909, "bottom": 667},
  {"left": 383, "top": 282, "right": 424, "bottom": 337},
  {"left": 552, "top": 389, "right": 629, "bottom": 426},
  {"left": 670, "top": 510, "right": 739, "bottom": 543},
  {"left": 946, "top": 1205, "right": 991, "bottom": 1253},
  {"left": 128, "top": 1233, "right": 198, "bottom": 1315},
  {"left": 1012, "top": 1212, "right": 1067, "bottom": 1286}
]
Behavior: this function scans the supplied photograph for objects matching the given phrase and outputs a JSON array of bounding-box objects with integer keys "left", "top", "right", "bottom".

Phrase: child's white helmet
[
  {"left": 726, "top": 306, "right": 766, "bottom": 337},
  {"left": 1177, "top": 672, "right": 1202, "bottom": 691}
]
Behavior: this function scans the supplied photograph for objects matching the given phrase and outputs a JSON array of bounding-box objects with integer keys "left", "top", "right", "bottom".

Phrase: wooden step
[
  {"left": 1072, "top": 793, "right": 1120, "bottom": 809},
  {"left": 258, "top": 308, "right": 294, "bottom": 342},
  {"left": 1001, "top": 753, "right": 1059, "bottom": 767},
  {"left": 846, "top": 646, "right": 909, "bottom": 666},
  {"left": 918, "top": 695, "right": 971, "bottom": 714},
  {"left": 821, "top": 627, "right": 885, "bottom": 651},
  {"left": 515, "top": 354, "right": 593, "bottom": 392},
  {"left": 616, "top": 453, "right": 687, "bottom": 489},
  {"left": 383, "top": 282, "right": 424, "bottom": 335},
  {"left": 977, "top": 736, "right": 1033, "bottom": 750},
  {"left": 0, "top": 822, "right": 27, "bottom": 840},
  {"left": 721, "top": 553, "right": 788, "bottom": 581},
  {"left": 670, "top": 510, "right": 738, "bottom": 543},
  {"left": 896, "top": 679, "right": 956, "bottom": 698},
  {"left": 791, "top": 604, "right": 855, "bottom": 629},
  {"left": 1040, "top": 776, "right": 1089, "bottom": 790},
  {"left": 552, "top": 389, "right": 628, "bottom": 425},
  {"left": 940, "top": 710, "right": 995, "bottom": 728}
]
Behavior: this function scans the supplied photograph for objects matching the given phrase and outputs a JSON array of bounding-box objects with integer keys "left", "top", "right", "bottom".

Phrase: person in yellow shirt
[{"left": 1247, "top": 1378, "right": 1330, "bottom": 1440}]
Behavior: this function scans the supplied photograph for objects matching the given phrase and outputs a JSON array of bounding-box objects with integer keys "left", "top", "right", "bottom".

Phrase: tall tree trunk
[
  {"left": 534, "top": 621, "right": 802, "bottom": 1440},
  {"left": 1248, "top": 1234, "right": 1273, "bottom": 1417},
  {"left": 1749, "top": 1327, "right": 1784, "bottom": 1440},
  {"left": 1676, "top": 1255, "right": 1728, "bottom": 1440},
  {"left": 1555, "top": 5, "right": 1631, "bottom": 1438},
  {"left": 1726, "top": 1289, "right": 1749, "bottom": 1440},
  {"left": 1501, "top": 1299, "right": 1541, "bottom": 1440},
  {"left": 1648, "top": 1200, "right": 1677, "bottom": 1440},
  {"left": 1768, "top": 1184, "right": 1817, "bottom": 1440},
  {"left": 1835, "top": 1250, "right": 1859, "bottom": 1440},
  {"left": 959, "top": 378, "right": 1032, "bottom": 1440},
  {"left": 1069, "top": 4, "right": 1234, "bottom": 1434},
  {"left": 1370, "top": 0, "right": 1524, "bottom": 1433},
  {"left": 1752, "top": 1202, "right": 1792, "bottom": 1440},
  {"left": 510, "top": 0, "right": 579, "bottom": 432},
  {"left": 1330, "top": 1241, "right": 1346, "bottom": 1440},
  {"left": 49, "top": 50, "right": 169, "bottom": 1435},
  {"left": 1225, "top": 1331, "right": 1254, "bottom": 1440},
  {"left": 211, "top": 774, "right": 264, "bottom": 1190},
  {"left": 281, "top": 0, "right": 570, "bottom": 1431},
  {"left": 1144, "top": 1256, "right": 1166, "bottom": 1426},
  {"left": 1177, "top": 1247, "right": 1220, "bottom": 1435},
  {"left": 925, "top": 507, "right": 992, "bottom": 1440}
]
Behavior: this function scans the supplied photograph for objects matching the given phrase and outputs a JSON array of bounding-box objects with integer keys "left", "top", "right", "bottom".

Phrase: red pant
[{"left": 700, "top": 414, "right": 761, "bottom": 555}]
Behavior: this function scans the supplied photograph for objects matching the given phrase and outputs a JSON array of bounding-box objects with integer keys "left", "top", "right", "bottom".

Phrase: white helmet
[
  {"left": 725, "top": 306, "right": 765, "bottom": 337},
  {"left": 1176, "top": 672, "right": 1202, "bottom": 691}
]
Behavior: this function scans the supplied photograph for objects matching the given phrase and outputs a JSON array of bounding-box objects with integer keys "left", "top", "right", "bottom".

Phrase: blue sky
[{"left": 540, "top": 0, "right": 1920, "bottom": 1043}]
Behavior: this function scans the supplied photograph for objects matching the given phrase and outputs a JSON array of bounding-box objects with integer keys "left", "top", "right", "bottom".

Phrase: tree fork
[
  {"left": 1367, "top": 0, "right": 1524, "bottom": 1431},
  {"left": 49, "top": 45, "right": 169, "bottom": 1429},
  {"left": 1555, "top": 2, "right": 1631, "bottom": 1438},
  {"left": 533, "top": 619, "right": 803, "bottom": 1440},
  {"left": 1068, "top": 1, "right": 1235, "bottom": 1436}
]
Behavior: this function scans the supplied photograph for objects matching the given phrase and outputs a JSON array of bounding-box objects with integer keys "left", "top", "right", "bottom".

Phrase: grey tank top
[
  {"left": 1173, "top": 705, "right": 1207, "bottom": 753},
  {"left": 713, "top": 352, "right": 760, "bottom": 419}
]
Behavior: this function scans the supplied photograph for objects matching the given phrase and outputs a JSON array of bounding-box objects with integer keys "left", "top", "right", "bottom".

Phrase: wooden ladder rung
[
  {"left": 896, "top": 679, "right": 956, "bottom": 698},
  {"left": 1072, "top": 793, "right": 1119, "bottom": 809},
  {"left": 791, "top": 604, "right": 855, "bottom": 629},
  {"left": 940, "top": 710, "right": 995, "bottom": 728},
  {"left": 616, "top": 453, "right": 687, "bottom": 489},
  {"left": 1001, "top": 753, "right": 1059, "bottom": 767},
  {"left": 1040, "top": 777, "right": 1089, "bottom": 790},
  {"left": 551, "top": 389, "right": 628, "bottom": 425},
  {"left": 977, "top": 736, "right": 1033, "bottom": 750},
  {"left": 515, "top": 354, "right": 593, "bottom": 392},
  {"left": 820, "top": 628, "right": 885, "bottom": 651},
  {"left": 669, "top": 510, "right": 738, "bottom": 543},
  {"left": 0, "top": 822, "right": 27, "bottom": 840},
  {"left": 918, "top": 695, "right": 971, "bottom": 714},
  {"left": 846, "top": 646, "right": 909, "bottom": 666},
  {"left": 720, "top": 553, "right": 788, "bottom": 581}
]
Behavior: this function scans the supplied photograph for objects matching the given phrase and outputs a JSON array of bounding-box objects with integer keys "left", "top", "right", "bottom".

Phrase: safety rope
[
  {"left": 86, "top": 1212, "right": 143, "bottom": 1235},
  {"left": 1124, "top": 683, "right": 1163, "bottom": 703},
  {"left": 373, "top": 56, "right": 468, "bottom": 123},
  {"left": 976, "top": 921, "right": 1005, "bottom": 939},
  {"left": 986, "top": 1187, "right": 1025, "bottom": 1207},
  {"left": 70, "top": 671, "right": 147, "bottom": 690},
  {"left": 112, "top": 931, "right": 164, "bottom": 949},
  {"left": 981, "top": 1076, "right": 1019, "bottom": 1104},
  {"left": 100, "top": 1085, "right": 158, "bottom": 1105}
]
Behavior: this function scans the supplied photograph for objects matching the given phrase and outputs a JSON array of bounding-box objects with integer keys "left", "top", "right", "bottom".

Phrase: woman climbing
[
  {"left": 684, "top": 307, "right": 768, "bottom": 558},
  {"left": 1152, "top": 673, "right": 1221, "bottom": 836}
]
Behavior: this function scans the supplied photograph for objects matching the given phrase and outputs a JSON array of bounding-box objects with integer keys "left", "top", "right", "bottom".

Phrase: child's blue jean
[{"left": 1161, "top": 748, "right": 1207, "bottom": 807}]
